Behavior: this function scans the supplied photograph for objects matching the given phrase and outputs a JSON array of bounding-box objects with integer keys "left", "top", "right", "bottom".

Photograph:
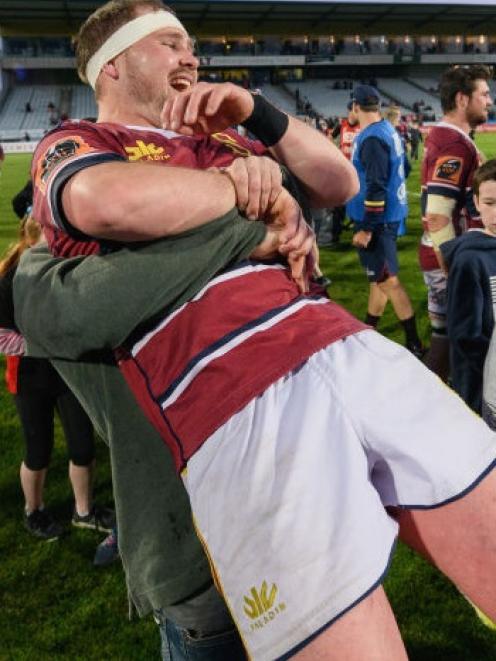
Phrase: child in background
[{"left": 441, "top": 159, "right": 496, "bottom": 413}]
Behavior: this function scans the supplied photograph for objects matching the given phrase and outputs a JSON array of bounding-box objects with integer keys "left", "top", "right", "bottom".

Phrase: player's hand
[
  {"left": 161, "top": 82, "right": 254, "bottom": 135},
  {"left": 250, "top": 188, "right": 315, "bottom": 292},
  {"left": 214, "top": 156, "right": 283, "bottom": 220},
  {"left": 352, "top": 230, "right": 372, "bottom": 248}
]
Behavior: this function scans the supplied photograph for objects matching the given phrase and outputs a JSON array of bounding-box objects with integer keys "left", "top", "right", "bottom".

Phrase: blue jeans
[{"left": 157, "top": 617, "right": 246, "bottom": 661}]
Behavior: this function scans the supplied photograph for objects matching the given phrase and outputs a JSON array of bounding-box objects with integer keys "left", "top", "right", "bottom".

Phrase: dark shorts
[{"left": 355, "top": 222, "right": 400, "bottom": 283}]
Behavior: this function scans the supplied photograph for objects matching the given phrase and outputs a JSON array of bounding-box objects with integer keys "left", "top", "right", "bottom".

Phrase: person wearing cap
[
  {"left": 346, "top": 84, "right": 424, "bottom": 358},
  {"left": 20, "top": 2, "right": 496, "bottom": 659}
]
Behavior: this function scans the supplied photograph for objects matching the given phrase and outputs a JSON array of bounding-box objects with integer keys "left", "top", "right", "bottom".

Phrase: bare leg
[
  {"left": 20, "top": 462, "right": 47, "bottom": 512},
  {"left": 395, "top": 468, "right": 496, "bottom": 622},
  {"left": 368, "top": 283, "right": 388, "bottom": 317},
  {"left": 69, "top": 459, "right": 94, "bottom": 515},
  {"left": 293, "top": 585, "right": 407, "bottom": 661},
  {"left": 378, "top": 275, "right": 414, "bottom": 321}
]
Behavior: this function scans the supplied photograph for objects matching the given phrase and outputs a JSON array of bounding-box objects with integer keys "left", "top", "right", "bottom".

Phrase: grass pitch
[{"left": 0, "top": 136, "right": 496, "bottom": 659}]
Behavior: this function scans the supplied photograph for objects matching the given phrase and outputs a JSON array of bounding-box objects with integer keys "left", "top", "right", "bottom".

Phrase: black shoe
[
  {"left": 313, "top": 275, "right": 332, "bottom": 288},
  {"left": 24, "top": 508, "right": 64, "bottom": 541},
  {"left": 93, "top": 528, "right": 119, "bottom": 567},
  {"left": 407, "top": 343, "right": 427, "bottom": 361},
  {"left": 72, "top": 505, "right": 115, "bottom": 533}
]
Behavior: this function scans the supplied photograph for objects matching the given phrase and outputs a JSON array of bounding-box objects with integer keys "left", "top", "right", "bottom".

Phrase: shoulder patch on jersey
[
  {"left": 35, "top": 135, "right": 95, "bottom": 194},
  {"left": 432, "top": 156, "right": 463, "bottom": 185}
]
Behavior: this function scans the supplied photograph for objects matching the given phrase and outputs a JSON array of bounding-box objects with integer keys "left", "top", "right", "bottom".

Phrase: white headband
[{"left": 86, "top": 10, "right": 187, "bottom": 89}]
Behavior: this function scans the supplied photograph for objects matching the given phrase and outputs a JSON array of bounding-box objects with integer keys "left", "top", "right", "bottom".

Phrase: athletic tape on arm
[
  {"left": 426, "top": 193, "right": 456, "bottom": 218},
  {"left": 86, "top": 11, "right": 187, "bottom": 89},
  {"left": 425, "top": 194, "right": 457, "bottom": 247}
]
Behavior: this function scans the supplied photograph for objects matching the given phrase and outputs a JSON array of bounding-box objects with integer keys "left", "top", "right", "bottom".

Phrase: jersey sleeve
[
  {"left": 31, "top": 124, "right": 126, "bottom": 238},
  {"left": 425, "top": 138, "right": 471, "bottom": 203}
]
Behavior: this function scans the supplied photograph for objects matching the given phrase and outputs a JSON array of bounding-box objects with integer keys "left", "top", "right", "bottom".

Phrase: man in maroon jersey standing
[{"left": 419, "top": 65, "right": 492, "bottom": 380}]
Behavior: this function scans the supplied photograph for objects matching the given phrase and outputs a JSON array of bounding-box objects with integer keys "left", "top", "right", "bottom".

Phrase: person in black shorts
[
  {"left": 347, "top": 86, "right": 424, "bottom": 357},
  {"left": 0, "top": 215, "right": 114, "bottom": 540}
]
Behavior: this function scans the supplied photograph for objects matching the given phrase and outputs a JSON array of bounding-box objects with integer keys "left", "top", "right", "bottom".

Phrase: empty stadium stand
[
  {"left": 0, "top": 85, "right": 62, "bottom": 133},
  {"left": 286, "top": 81, "right": 354, "bottom": 118},
  {"left": 376, "top": 78, "right": 433, "bottom": 115},
  {"left": 258, "top": 84, "right": 296, "bottom": 115},
  {"left": 70, "top": 85, "right": 97, "bottom": 120}
]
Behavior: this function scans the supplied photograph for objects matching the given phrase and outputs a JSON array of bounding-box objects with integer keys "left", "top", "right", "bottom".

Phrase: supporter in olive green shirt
[{"left": 14, "top": 211, "right": 264, "bottom": 645}]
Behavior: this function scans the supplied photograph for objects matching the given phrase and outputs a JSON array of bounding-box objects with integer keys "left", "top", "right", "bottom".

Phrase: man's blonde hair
[
  {"left": 73, "top": 0, "right": 173, "bottom": 89},
  {"left": 384, "top": 105, "right": 401, "bottom": 124}
]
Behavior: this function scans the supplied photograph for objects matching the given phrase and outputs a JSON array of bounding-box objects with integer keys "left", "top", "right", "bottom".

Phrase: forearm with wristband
[
  {"left": 239, "top": 94, "right": 312, "bottom": 223},
  {"left": 241, "top": 93, "right": 289, "bottom": 147}
]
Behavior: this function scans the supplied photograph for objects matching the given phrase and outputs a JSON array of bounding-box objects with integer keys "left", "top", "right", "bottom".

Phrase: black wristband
[{"left": 241, "top": 94, "right": 289, "bottom": 147}]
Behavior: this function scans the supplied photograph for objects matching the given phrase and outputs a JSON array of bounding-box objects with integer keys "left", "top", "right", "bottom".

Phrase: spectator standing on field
[
  {"left": 419, "top": 65, "right": 492, "bottom": 381},
  {"left": 347, "top": 85, "right": 424, "bottom": 358},
  {"left": 441, "top": 159, "right": 496, "bottom": 413},
  {"left": 329, "top": 100, "right": 360, "bottom": 244},
  {"left": 0, "top": 208, "right": 114, "bottom": 541}
]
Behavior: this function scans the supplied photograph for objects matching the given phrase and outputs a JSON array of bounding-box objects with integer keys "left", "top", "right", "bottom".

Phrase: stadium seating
[
  {"left": 376, "top": 78, "right": 432, "bottom": 115},
  {"left": 0, "top": 85, "right": 62, "bottom": 132},
  {"left": 70, "top": 85, "right": 97, "bottom": 120},
  {"left": 258, "top": 84, "right": 296, "bottom": 115},
  {"left": 286, "top": 81, "right": 354, "bottom": 118}
]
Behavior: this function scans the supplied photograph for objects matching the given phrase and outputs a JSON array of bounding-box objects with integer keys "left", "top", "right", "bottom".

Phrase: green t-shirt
[{"left": 14, "top": 210, "right": 265, "bottom": 615}]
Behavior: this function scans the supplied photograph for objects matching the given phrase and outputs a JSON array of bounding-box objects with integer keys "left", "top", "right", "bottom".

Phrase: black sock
[
  {"left": 401, "top": 315, "right": 421, "bottom": 346},
  {"left": 365, "top": 312, "right": 381, "bottom": 328}
]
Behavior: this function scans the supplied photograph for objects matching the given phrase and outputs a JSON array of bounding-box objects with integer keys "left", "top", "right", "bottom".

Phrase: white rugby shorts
[
  {"left": 423, "top": 268, "right": 448, "bottom": 329},
  {"left": 183, "top": 329, "right": 496, "bottom": 660}
]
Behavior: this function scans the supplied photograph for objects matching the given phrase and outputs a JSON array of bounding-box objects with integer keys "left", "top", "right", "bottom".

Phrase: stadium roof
[{"left": 0, "top": 1, "right": 495, "bottom": 36}]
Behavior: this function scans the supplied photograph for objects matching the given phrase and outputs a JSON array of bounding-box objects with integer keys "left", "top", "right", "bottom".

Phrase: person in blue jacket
[
  {"left": 346, "top": 85, "right": 424, "bottom": 357},
  {"left": 441, "top": 159, "right": 496, "bottom": 414}
]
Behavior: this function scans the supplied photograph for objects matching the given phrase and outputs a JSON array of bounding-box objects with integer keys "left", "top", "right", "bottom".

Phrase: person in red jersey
[
  {"left": 23, "top": 2, "right": 496, "bottom": 658},
  {"left": 332, "top": 100, "right": 361, "bottom": 161},
  {"left": 419, "top": 65, "right": 492, "bottom": 380},
  {"left": 329, "top": 100, "right": 361, "bottom": 243}
]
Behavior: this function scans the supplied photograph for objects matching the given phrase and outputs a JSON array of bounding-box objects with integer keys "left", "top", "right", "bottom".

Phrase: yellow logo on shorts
[{"left": 243, "top": 581, "right": 286, "bottom": 631}]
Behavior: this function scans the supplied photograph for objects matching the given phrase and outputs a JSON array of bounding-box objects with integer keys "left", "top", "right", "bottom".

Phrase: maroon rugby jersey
[
  {"left": 419, "top": 122, "right": 482, "bottom": 272},
  {"left": 32, "top": 119, "right": 365, "bottom": 472},
  {"left": 32, "top": 120, "right": 266, "bottom": 257}
]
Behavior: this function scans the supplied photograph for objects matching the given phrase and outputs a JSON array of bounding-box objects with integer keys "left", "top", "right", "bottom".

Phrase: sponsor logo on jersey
[
  {"left": 212, "top": 132, "right": 252, "bottom": 157},
  {"left": 432, "top": 156, "right": 463, "bottom": 185},
  {"left": 243, "top": 580, "right": 286, "bottom": 632},
  {"left": 35, "top": 136, "right": 94, "bottom": 194},
  {"left": 125, "top": 140, "right": 171, "bottom": 161}
]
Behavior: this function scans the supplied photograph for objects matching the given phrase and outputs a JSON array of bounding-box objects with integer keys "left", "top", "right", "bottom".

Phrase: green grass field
[{"left": 1, "top": 137, "right": 496, "bottom": 659}]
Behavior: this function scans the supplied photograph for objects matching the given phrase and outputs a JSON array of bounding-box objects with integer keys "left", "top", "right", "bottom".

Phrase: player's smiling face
[
  {"left": 118, "top": 10, "right": 198, "bottom": 124},
  {"left": 466, "top": 79, "right": 492, "bottom": 128}
]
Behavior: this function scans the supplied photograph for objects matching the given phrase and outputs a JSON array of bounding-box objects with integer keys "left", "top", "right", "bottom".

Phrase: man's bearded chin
[
  {"left": 126, "top": 65, "right": 165, "bottom": 125},
  {"left": 468, "top": 108, "right": 487, "bottom": 129}
]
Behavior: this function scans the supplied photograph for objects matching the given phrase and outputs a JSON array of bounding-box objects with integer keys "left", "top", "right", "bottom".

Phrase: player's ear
[
  {"left": 101, "top": 59, "right": 119, "bottom": 82},
  {"left": 455, "top": 90, "right": 468, "bottom": 110}
]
